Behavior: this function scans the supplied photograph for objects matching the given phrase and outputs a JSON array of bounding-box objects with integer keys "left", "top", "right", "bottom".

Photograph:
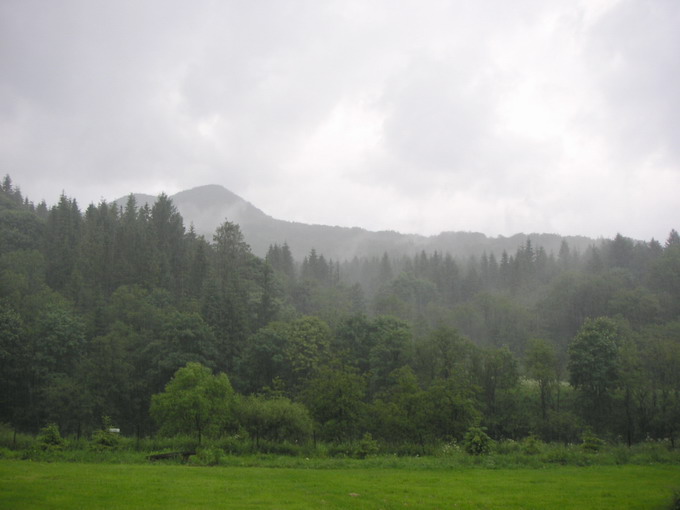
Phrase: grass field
[{"left": 1, "top": 460, "right": 679, "bottom": 509}]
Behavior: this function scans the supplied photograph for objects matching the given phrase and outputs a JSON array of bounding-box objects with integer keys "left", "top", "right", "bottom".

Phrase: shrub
[
  {"left": 522, "top": 435, "right": 544, "bottom": 455},
  {"left": 355, "top": 433, "right": 379, "bottom": 459},
  {"left": 0, "top": 446, "right": 20, "bottom": 459},
  {"left": 190, "top": 447, "right": 221, "bottom": 466},
  {"left": 327, "top": 443, "right": 353, "bottom": 458},
  {"left": 90, "top": 428, "right": 121, "bottom": 452},
  {"left": 493, "top": 439, "right": 521, "bottom": 455},
  {"left": 37, "top": 423, "right": 65, "bottom": 451},
  {"left": 581, "top": 429, "right": 605, "bottom": 453},
  {"left": 464, "top": 427, "right": 493, "bottom": 456},
  {"left": 90, "top": 418, "right": 121, "bottom": 452},
  {"left": 438, "top": 441, "right": 462, "bottom": 457},
  {"left": 609, "top": 445, "right": 631, "bottom": 465}
]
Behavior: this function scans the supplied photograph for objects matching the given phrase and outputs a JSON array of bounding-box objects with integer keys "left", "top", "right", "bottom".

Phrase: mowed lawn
[{"left": 1, "top": 460, "right": 679, "bottom": 509}]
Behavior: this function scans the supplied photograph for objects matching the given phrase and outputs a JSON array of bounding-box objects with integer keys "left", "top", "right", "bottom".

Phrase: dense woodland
[{"left": 1, "top": 175, "right": 679, "bottom": 450}]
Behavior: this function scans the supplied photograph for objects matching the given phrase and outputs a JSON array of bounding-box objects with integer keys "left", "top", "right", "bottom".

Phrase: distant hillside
[{"left": 116, "top": 185, "right": 599, "bottom": 260}]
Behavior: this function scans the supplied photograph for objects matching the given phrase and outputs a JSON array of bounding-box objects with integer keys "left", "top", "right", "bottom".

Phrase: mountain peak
[{"left": 116, "top": 184, "right": 599, "bottom": 260}]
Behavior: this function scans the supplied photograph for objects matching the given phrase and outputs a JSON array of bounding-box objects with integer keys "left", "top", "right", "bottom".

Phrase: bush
[
  {"left": 0, "top": 446, "right": 20, "bottom": 459},
  {"left": 190, "top": 447, "right": 221, "bottom": 466},
  {"left": 609, "top": 445, "right": 630, "bottom": 465},
  {"left": 214, "top": 434, "right": 252, "bottom": 455},
  {"left": 37, "top": 423, "right": 65, "bottom": 451},
  {"left": 90, "top": 419, "right": 121, "bottom": 452},
  {"left": 493, "top": 439, "right": 521, "bottom": 455},
  {"left": 581, "top": 429, "right": 605, "bottom": 453},
  {"left": 522, "top": 435, "right": 544, "bottom": 455},
  {"left": 355, "top": 433, "right": 379, "bottom": 459},
  {"left": 438, "top": 441, "right": 462, "bottom": 457},
  {"left": 464, "top": 427, "right": 493, "bottom": 456}
]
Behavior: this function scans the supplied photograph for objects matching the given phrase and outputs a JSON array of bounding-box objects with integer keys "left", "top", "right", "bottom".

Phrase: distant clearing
[{"left": 1, "top": 460, "right": 678, "bottom": 509}]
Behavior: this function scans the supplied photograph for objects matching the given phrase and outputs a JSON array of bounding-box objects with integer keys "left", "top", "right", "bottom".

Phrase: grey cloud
[
  {"left": 0, "top": 0, "right": 677, "bottom": 240},
  {"left": 585, "top": 0, "right": 680, "bottom": 165}
]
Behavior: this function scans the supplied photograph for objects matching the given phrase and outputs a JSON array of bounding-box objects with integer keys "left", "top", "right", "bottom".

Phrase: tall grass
[{"left": 2, "top": 422, "right": 679, "bottom": 468}]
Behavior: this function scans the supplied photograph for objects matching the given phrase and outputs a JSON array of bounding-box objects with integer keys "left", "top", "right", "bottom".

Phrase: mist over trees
[{"left": 1, "top": 175, "right": 679, "bottom": 449}]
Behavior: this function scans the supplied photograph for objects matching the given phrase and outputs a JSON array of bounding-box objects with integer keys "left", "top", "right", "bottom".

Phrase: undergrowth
[{"left": 1, "top": 422, "right": 678, "bottom": 468}]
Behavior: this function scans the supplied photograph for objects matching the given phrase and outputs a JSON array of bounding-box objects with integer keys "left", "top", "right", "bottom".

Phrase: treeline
[{"left": 1, "top": 175, "right": 679, "bottom": 449}]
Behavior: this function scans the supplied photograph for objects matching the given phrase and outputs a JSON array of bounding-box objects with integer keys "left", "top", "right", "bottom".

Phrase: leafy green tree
[
  {"left": 477, "top": 346, "right": 521, "bottom": 437},
  {"left": 236, "top": 322, "right": 289, "bottom": 393},
  {"left": 203, "top": 220, "right": 262, "bottom": 371},
  {"left": 150, "top": 362, "right": 235, "bottom": 443},
  {"left": 615, "top": 336, "right": 646, "bottom": 445},
  {"left": 0, "top": 303, "right": 29, "bottom": 428},
  {"left": 368, "top": 316, "right": 412, "bottom": 396},
  {"left": 83, "top": 323, "right": 139, "bottom": 436},
  {"left": 568, "top": 317, "right": 622, "bottom": 431},
  {"left": 31, "top": 304, "right": 86, "bottom": 376},
  {"left": 375, "top": 273, "right": 437, "bottom": 322},
  {"left": 370, "top": 366, "right": 427, "bottom": 446},
  {"left": 284, "top": 316, "right": 332, "bottom": 390},
  {"left": 639, "top": 321, "right": 680, "bottom": 446},
  {"left": 423, "top": 376, "right": 480, "bottom": 442},
  {"left": 414, "top": 326, "right": 476, "bottom": 386},
  {"left": 302, "top": 365, "right": 367, "bottom": 442},
  {"left": 525, "top": 338, "right": 559, "bottom": 421},
  {"left": 237, "top": 395, "right": 313, "bottom": 447},
  {"left": 42, "top": 372, "right": 93, "bottom": 438},
  {"left": 608, "top": 287, "right": 661, "bottom": 328},
  {"left": 333, "top": 314, "right": 376, "bottom": 373},
  {"left": 143, "top": 309, "right": 218, "bottom": 392}
]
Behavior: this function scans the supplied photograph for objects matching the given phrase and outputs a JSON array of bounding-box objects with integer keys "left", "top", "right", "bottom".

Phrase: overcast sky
[{"left": 2, "top": 0, "right": 679, "bottom": 241}]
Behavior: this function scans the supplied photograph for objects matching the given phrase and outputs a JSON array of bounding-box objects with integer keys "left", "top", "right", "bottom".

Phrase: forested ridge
[{"left": 1, "top": 175, "right": 679, "bottom": 450}]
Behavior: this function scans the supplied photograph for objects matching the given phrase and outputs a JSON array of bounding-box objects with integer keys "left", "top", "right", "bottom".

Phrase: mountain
[{"left": 116, "top": 185, "right": 599, "bottom": 260}]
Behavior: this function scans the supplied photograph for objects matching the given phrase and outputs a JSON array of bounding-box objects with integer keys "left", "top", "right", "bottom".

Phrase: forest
[{"left": 1, "top": 174, "right": 679, "bottom": 452}]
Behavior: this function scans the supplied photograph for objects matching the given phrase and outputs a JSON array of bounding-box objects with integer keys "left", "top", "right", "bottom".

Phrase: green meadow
[{"left": 1, "top": 460, "right": 679, "bottom": 509}]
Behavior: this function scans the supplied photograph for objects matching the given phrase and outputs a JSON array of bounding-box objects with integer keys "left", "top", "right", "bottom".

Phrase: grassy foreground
[{"left": 1, "top": 460, "right": 679, "bottom": 509}]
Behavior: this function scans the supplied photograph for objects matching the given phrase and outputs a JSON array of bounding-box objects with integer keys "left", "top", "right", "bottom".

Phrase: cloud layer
[{"left": 2, "top": 0, "right": 678, "bottom": 240}]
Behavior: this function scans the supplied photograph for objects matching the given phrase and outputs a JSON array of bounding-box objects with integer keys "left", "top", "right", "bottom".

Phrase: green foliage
[
  {"left": 463, "top": 426, "right": 493, "bottom": 455},
  {"left": 302, "top": 365, "right": 367, "bottom": 442},
  {"left": 190, "top": 447, "right": 221, "bottom": 466},
  {"left": 521, "top": 435, "right": 544, "bottom": 455},
  {"left": 568, "top": 317, "right": 623, "bottom": 430},
  {"left": 355, "top": 433, "right": 379, "bottom": 459},
  {"left": 37, "top": 423, "right": 65, "bottom": 451},
  {"left": 1, "top": 176, "right": 679, "bottom": 453},
  {"left": 89, "top": 418, "right": 120, "bottom": 452},
  {"left": 581, "top": 429, "right": 605, "bottom": 453},
  {"left": 525, "top": 338, "right": 558, "bottom": 420},
  {"left": 236, "top": 395, "right": 313, "bottom": 446},
  {"left": 151, "top": 362, "right": 235, "bottom": 443},
  {"left": 284, "top": 316, "right": 332, "bottom": 387}
]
